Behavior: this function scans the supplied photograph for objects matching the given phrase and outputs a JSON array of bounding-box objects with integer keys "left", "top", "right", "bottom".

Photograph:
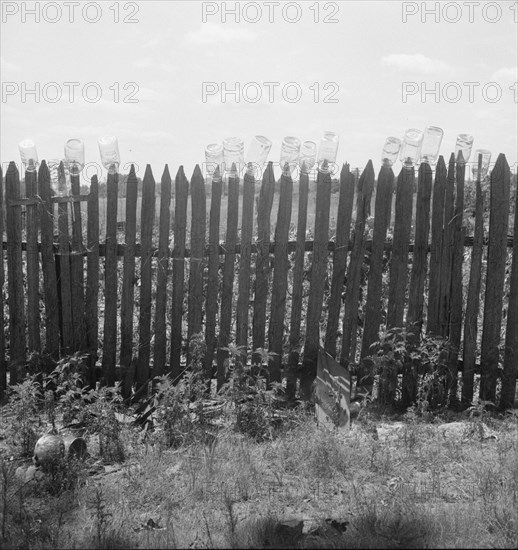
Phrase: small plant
[
  {"left": 88, "top": 483, "right": 113, "bottom": 548},
  {"left": 219, "top": 345, "right": 283, "bottom": 442},
  {"left": 5, "top": 375, "right": 42, "bottom": 457}
]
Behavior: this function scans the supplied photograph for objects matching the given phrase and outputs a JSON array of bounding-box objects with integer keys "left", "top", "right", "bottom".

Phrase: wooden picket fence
[{"left": 0, "top": 153, "right": 517, "bottom": 408}]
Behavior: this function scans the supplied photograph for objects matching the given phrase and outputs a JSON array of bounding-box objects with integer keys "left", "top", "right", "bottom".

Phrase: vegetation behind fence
[{"left": 0, "top": 154, "right": 516, "bottom": 409}]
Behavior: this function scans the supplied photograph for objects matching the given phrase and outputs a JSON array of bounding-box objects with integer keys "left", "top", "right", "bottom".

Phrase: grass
[{"left": 1, "top": 401, "right": 517, "bottom": 549}]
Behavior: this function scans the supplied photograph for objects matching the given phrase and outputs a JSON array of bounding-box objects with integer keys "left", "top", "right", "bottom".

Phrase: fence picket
[
  {"left": 69, "top": 173, "right": 86, "bottom": 351},
  {"left": 187, "top": 165, "right": 206, "bottom": 361},
  {"left": 268, "top": 168, "right": 293, "bottom": 383},
  {"left": 236, "top": 170, "right": 256, "bottom": 357},
  {"left": 427, "top": 156, "right": 447, "bottom": 335},
  {"left": 387, "top": 167, "right": 414, "bottom": 330},
  {"left": 301, "top": 167, "right": 332, "bottom": 399},
  {"left": 361, "top": 164, "right": 395, "bottom": 367},
  {"left": 217, "top": 168, "right": 240, "bottom": 389},
  {"left": 25, "top": 169, "right": 41, "bottom": 353},
  {"left": 57, "top": 162, "right": 73, "bottom": 355},
  {"left": 287, "top": 168, "right": 310, "bottom": 396},
  {"left": 5, "top": 162, "right": 26, "bottom": 384},
  {"left": 153, "top": 165, "right": 172, "bottom": 378},
  {"left": 480, "top": 154, "right": 511, "bottom": 401},
  {"left": 501, "top": 173, "right": 518, "bottom": 409},
  {"left": 170, "top": 166, "right": 189, "bottom": 378},
  {"left": 462, "top": 157, "right": 484, "bottom": 405},
  {"left": 447, "top": 160, "right": 467, "bottom": 403},
  {"left": 38, "top": 162, "right": 60, "bottom": 361},
  {"left": 252, "top": 163, "right": 275, "bottom": 367},
  {"left": 85, "top": 174, "right": 100, "bottom": 387},
  {"left": 403, "top": 162, "right": 432, "bottom": 404},
  {"left": 438, "top": 154, "right": 456, "bottom": 337},
  {"left": 120, "top": 166, "right": 138, "bottom": 393},
  {"left": 136, "top": 165, "right": 156, "bottom": 392},
  {"left": 102, "top": 171, "right": 119, "bottom": 386},
  {"left": 205, "top": 168, "right": 222, "bottom": 379},
  {"left": 326, "top": 164, "right": 356, "bottom": 358},
  {"left": 341, "top": 161, "right": 375, "bottom": 382}
]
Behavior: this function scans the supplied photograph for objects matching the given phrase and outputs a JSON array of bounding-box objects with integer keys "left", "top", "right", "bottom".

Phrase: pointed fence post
[
  {"left": 252, "top": 163, "right": 275, "bottom": 368},
  {"left": 341, "top": 161, "right": 375, "bottom": 397},
  {"left": 204, "top": 167, "right": 222, "bottom": 380},
  {"left": 438, "top": 154, "right": 456, "bottom": 337},
  {"left": 480, "top": 154, "right": 511, "bottom": 402},
  {"left": 102, "top": 170, "right": 119, "bottom": 386},
  {"left": 403, "top": 162, "right": 432, "bottom": 406},
  {"left": 85, "top": 174, "right": 99, "bottom": 388},
  {"left": 427, "top": 156, "right": 447, "bottom": 335},
  {"left": 187, "top": 165, "right": 206, "bottom": 365},
  {"left": 268, "top": 166, "right": 293, "bottom": 384},
  {"left": 5, "top": 162, "right": 26, "bottom": 384},
  {"left": 25, "top": 168, "right": 41, "bottom": 354},
  {"left": 216, "top": 165, "right": 240, "bottom": 389},
  {"left": 361, "top": 163, "right": 395, "bottom": 371},
  {"left": 120, "top": 166, "right": 138, "bottom": 394},
  {"left": 236, "top": 168, "right": 256, "bottom": 364},
  {"left": 136, "top": 165, "right": 156, "bottom": 393},
  {"left": 70, "top": 171, "right": 86, "bottom": 351},
  {"left": 153, "top": 165, "right": 172, "bottom": 378},
  {"left": 287, "top": 165, "right": 310, "bottom": 397},
  {"left": 301, "top": 165, "right": 332, "bottom": 400},
  {"left": 462, "top": 154, "right": 485, "bottom": 405},
  {"left": 57, "top": 162, "right": 73, "bottom": 355},
  {"left": 500, "top": 170, "right": 518, "bottom": 409},
  {"left": 325, "top": 164, "right": 356, "bottom": 358},
  {"left": 170, "top": 166, "right": 189, "bottom": 379}
]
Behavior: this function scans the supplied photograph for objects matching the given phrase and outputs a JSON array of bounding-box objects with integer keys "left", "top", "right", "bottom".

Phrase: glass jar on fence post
[
  {"left": 280, "top": 136, "right": 301, "bottom": 175},
  {"left": 245, "top": 135, "right": 272, "bottom": 178},
  {"left": 18, "top": 139, "right": 39, "bottom": 173},
  {"left": 455, "top": 134, "right": 473, "bottom": 165},
  {"left": 420, "top": 126, "right": 443, "bottom": 166},
  {"left": 98, "top": 135, "right": 120, "bottom": 174},
  {"left": 223, "top": 137, "right": 244, "bottom": 175},
  {"left": 400, "top": 129, "right": 423, "bottom": 169},
  {"left": 317, "top": 131, "right": 339, "bottom": 173},
  {"left": 205, "top": 143, "right": 223, "bottom": 178},
  {"left": 64, "top": 139, "right": 85, "bottom": 175},
  {"left": 381, "top": 137, "right": 402, "bottom": 167},
  {"left": 299, "top": 141, "right": 317, "bottom": 174},
  {"left": 472, "top": 149, "right": 491, "bottom": 179}
]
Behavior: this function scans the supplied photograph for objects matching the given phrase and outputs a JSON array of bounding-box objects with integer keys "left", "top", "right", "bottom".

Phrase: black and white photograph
[{"left": 0, "top": 1, "right": 517, "bottom": 548}]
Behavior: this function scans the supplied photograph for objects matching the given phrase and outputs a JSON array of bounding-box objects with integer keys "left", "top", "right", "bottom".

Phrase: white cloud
[
  {"left": 184, "top": 22, "right": 258, "bottom": 45},
  {"left": 490, "top": 66, "right": 518, "bottom": 85},
  {"left": 0, "top": 56, "right": 20, "bottom": 73},
  {"left": 381, "top": 54, "right": 451, "bottom": 75}
]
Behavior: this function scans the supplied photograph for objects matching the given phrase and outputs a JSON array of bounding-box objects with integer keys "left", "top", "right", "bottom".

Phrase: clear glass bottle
[
  {"left": 400, "top": 129, "right": 423, "bottom": 169},
  {"left": 317, "top": 131, "right": 339, "bottom": 172},
  {"left": 455, "top": 134, "right": 473, "bottom": 165},
  {"left": 223, "top": 137, "right": 244, "bottom": 175},
  {"left": 98, "top": 135, "right": 120, "bottom": 174},
  {"left": 420, "top": 126, "right": 443, "bottom": 165},
  {"left": 280, "top": 136, "right": 301, "bottom": 174},
  {"left": 18, "top": 139, "right": 38, "bottom": 172},
  {"left": 381, "top": 137, "right": 402, "bottom": 167},
  {"left": 245, "top": 135, "right": 272, "bottom": 177},
  {"left": 299, "top": 141, "right": 317, "bottom": 173},
  {"left": 64, "top": 138, "right": 85, "bottom": 174},
  {"left": 471, "top": 149, "right": 491, "bottom": 179},
  {"left": 205, "top": 143, "right": 223, "bottom": 177}
]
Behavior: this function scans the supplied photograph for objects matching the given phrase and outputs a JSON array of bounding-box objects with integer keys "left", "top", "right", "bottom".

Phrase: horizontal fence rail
[{"left": 0, "top": 156, "right": 517, "bottom": 409}]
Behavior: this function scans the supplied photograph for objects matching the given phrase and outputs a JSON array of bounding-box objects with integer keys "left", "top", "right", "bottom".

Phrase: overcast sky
[{"left": 1, "top": 0, "right": 517, "bottom": 182}]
